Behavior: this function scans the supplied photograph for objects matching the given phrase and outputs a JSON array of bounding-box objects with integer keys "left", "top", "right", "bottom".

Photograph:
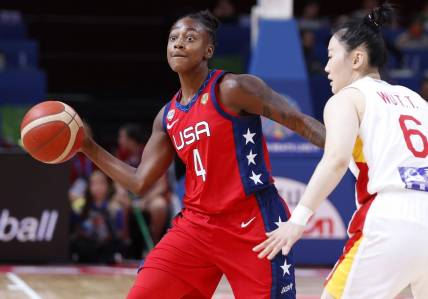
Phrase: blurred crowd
[
  {"left": 68, "top": 123, "right": 179, "bottom": 264},
  {"left": 301, "top": 1, "right": 428, "bottom": 71},
  {"left": 296, "top": 0, "right": 428, "bottom": 119}
]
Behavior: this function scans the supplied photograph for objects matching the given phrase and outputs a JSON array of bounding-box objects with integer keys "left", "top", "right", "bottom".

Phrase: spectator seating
[{"left": 0, "top": 11, "right": 46, "bottom": 145}]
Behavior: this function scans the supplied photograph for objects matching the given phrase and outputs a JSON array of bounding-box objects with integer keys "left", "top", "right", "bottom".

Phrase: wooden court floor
[{"left": 0, "top": 265, "right": 411, "bottom": 299}]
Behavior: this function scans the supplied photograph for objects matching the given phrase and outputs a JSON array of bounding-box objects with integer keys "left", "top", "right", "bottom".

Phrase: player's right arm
[{"left": 81, "top": 107, "right": 175, "bottom": 196}]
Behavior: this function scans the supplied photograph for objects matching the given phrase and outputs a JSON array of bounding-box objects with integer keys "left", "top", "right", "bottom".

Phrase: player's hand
[{"left": 252, "top": 221, "right": 305, "bottom": 260}]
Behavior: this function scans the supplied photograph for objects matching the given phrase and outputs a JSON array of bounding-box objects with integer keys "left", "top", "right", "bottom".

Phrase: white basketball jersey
[{"left": 346, "top": 77, "right": 428, "bottom": 195}]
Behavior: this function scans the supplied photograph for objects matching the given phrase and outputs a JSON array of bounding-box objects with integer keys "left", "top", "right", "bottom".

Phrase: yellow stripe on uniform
[
  {"left": 325, "top": 236, "right": 363, "bottom": 298},
  {"left": 352, "top": 137, "right": 365, "bottom": 163}
]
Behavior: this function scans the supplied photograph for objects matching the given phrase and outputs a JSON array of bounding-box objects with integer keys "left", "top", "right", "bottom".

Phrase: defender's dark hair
[
  {"left": 178, "top": 10, "right": 220, "bottom": 46},
  {"left": 332, "top": 2, "right": 395, "bottom": 69}
]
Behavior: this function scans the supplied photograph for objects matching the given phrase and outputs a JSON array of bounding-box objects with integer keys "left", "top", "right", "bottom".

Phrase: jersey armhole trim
[{"left": 162, "top": 102, "right": 172, "bottom": 132}]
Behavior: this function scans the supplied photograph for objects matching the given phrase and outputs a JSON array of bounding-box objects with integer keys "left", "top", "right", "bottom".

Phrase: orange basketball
[{"left": 20, "top": 101, "right": 85, "bottom": 164}]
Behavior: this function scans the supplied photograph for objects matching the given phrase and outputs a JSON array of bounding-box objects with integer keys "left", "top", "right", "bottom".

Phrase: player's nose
[
  {"left": 173, "top": 39, "right": 185, "bottom": 49},
  {"left": 324, "top": 63, "right": 330, "bottom": 75}
]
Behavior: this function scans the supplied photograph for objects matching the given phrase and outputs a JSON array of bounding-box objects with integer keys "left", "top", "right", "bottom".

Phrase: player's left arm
[
  {"left": 219, "top": 74, "right": 325, "bottom": 148},
  {"left": 253, "top": 88, "right": 363, "bottom": 259}
]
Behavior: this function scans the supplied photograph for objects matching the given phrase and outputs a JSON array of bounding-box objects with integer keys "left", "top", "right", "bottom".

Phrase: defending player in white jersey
[{"left": 254, "top": 2, "right": 428, "bottom": 298}]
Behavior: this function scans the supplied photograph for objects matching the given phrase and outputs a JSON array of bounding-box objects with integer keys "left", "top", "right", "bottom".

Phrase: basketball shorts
[
  {"left": 325, "top": 191, "right": 428, "bottom": 299},
  {"left": 127, "top": 185, "right": 296, "bottom": 299}
]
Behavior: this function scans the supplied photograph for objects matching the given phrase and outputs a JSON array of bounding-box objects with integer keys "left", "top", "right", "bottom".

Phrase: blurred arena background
[{"left": 0, "top": 0, "right": 425, "bottom": 298}]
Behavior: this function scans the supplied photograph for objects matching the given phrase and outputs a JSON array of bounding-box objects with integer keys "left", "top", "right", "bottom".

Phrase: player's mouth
[{"left": 172, "top": 53, "right": 187, "bottom": 58}]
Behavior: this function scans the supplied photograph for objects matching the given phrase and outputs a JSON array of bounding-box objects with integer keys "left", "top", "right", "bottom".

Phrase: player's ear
[
  {"left": 205, "top": 44, "right": 214, "bottom": 60},
  {"left": 352, "top": 48, "right": 365, "bottom": 70}
]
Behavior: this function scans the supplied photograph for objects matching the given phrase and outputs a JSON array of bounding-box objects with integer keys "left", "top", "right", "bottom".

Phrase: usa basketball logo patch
[
  {"left": 167, "top": 109, "right": 175, "bottom": 121},
  {"left": 201, "top": 93, "right": 209, "bottom": 105}
]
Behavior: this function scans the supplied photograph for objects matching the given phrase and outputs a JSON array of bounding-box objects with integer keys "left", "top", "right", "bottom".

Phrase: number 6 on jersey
[
  {"left": 399, "top": 114, "right": 428, "bottom": 158},
  {"left": 193, "top": 149, "right": 206, "bottom": 181}
]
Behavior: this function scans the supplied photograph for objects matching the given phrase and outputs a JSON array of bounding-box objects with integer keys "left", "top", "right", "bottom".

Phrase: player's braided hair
[
  {"left": 332, "top": 2, "right": 395, "bottom": 68},
  {"left": 183, "top": 10, "right": 220, "bottom": 46}
]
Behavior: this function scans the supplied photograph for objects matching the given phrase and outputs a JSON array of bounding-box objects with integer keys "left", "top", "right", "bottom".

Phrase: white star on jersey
[
  {"left": 243, "top": 128, "right": 256, "bottom": 145},
  {"left": 249, "top": 171, "right": 262, "bottom": 185},
  {"left": 281, "top": 259, "right": 292, "bottom": 276},
  {"left": 246, "top": 150, "right": 257, "bottom": 165},
  {"left": 275, "top": 216, "right": 287, "bottom": 228}
]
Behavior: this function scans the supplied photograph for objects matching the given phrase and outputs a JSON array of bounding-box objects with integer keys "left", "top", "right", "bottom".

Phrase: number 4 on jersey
[{"left": 193, "top": 149, "right": 206, "bottom": 181}]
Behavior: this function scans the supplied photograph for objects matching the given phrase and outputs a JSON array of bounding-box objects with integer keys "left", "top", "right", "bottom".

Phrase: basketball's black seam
[{"left": 63, "top": 108, "right": 75, "bottom": 118}]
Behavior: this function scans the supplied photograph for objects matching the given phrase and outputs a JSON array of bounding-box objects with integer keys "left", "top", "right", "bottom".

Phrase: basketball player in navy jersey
[{"left": 81, "top": 10, "right": 325, "bottom": 299}]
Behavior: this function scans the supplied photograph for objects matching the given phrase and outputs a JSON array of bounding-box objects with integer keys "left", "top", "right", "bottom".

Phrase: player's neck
[
  {"left": 365, "top": 72, "right": 381, "bottom": 80},
  {"left": 349, "top": 70, "right": 381, "bottom": 86},
  {"left": 359, "top": 68, "right": 381, "bottom": 80},
  {"left": 178, "top": 66, "right": 210, "bottom": 105}
]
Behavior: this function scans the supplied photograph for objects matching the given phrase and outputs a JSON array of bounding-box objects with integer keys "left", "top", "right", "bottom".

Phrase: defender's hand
[{"left": 253, "top": 221, "right": 305, "bottom": 260}]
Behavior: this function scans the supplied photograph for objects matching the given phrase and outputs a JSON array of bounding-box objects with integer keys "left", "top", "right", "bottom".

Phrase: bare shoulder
[
  {"left": 219, "top": 73, "right": 242, "bottom": 96},
  {"left": 326, "top": 88, "right": 364, "bottom": 109},
  {"left": 218, "top": 73, "right": 267, "bottom": 112},
  {"left": 218, "top": 72, "right": 239, "bottom": 90},
  {"left": 217, "top": 73, "right": 246, "bottom": 113},
  {"left": 219, "top": 74, "right": 266, "bottom": 106},
  {"left": 324, "top": 87, "right": 365, "bottom": 122},
  {"left": 219, "top": 73, "right": 263, "bottom": 94}
]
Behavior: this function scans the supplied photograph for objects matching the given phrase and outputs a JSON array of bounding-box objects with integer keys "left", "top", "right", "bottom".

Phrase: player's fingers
[
  {"left": 281, "top": 241, "right": 293, "bottom": 256},
  {"left": 267, "top": 239, "right": 286, "bottom": 260},
  {"left": 253, "top": 237, "right": 273, "bottom": 252},
  {"left": 257, "top": 238, "right": 279, "bottom": 259},
  {"left": 266, "top": 231, "right": 273, "bottom": 236},
  {"left": 254, "top": 238, "right": 275, "bottom": 255},
  {"left": 252, "top": 243, "right": 263, "bottom": 252},
  {"left": 281, "top": 246, "right": 288, "bottom": 256}
]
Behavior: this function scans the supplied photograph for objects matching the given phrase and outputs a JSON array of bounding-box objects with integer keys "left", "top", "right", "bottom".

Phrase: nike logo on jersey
[
  {"left": 241, "top": 217, "right": 256, "bottom": 228},
  {"left": 167, "top": 119, "right": 179, "bottom": 130}
]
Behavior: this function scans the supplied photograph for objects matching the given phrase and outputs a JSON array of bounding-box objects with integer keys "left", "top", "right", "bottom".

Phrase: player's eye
[
  {"left": 186, "top": 36, "right": 195, "bottom": 42},
  {"left": 169, "top": 35, "right": 177, "bottom": 42}
]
